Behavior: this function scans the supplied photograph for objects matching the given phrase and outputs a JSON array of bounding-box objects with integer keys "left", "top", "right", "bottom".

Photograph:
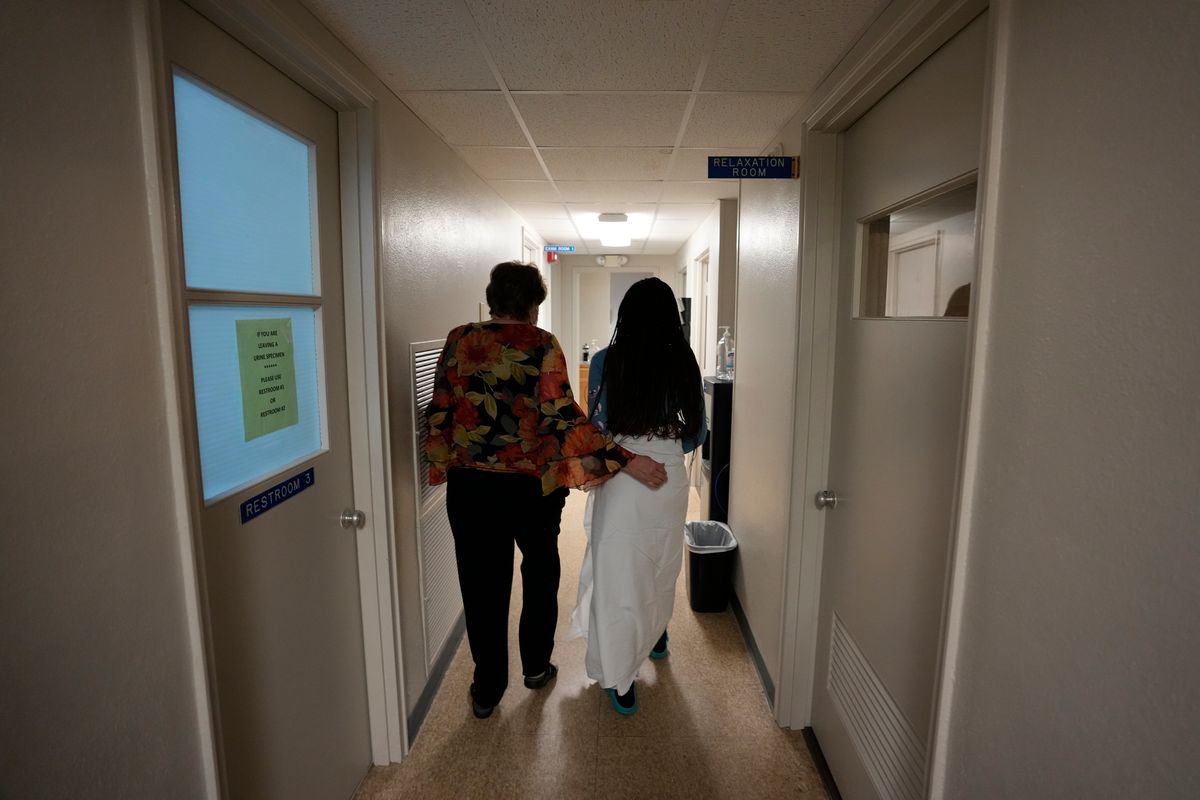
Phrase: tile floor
[{"left": 355, "top": 489, "right": 828, "bottom": 799}]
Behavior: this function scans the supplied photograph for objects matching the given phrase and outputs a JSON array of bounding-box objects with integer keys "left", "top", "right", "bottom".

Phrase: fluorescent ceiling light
[
  {"left": 570, "top": 210, "right": 651, "bottom": 246},
  {"left": 598, "top": 212, "right": 631, "bottom": 247}
]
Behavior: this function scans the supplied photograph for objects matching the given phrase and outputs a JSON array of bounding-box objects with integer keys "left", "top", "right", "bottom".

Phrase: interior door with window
[
  {"left": 163, "top": 2, "right": 369, "bottom": 797},
  {"left": 809, "top": 14, "right": 987, "bottom": 800}
]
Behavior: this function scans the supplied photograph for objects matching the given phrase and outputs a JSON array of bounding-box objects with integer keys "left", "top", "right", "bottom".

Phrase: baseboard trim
[
  {"left": 802, "top": 727, "right": 844, "bottom": 800},
  {"left": 405, "top": 612, "right": 466, "bottom": 741},
  {"left": 730, "top": 592, "right": 776, "bottom": 707}
]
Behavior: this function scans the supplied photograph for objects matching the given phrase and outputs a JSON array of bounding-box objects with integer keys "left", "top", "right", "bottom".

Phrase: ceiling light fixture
[{"left": 598, "top": 212, "right": 631, "bottom": 247}]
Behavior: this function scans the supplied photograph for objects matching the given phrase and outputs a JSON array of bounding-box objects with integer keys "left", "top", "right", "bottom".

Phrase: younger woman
[{"left": 567, "top": 277, "right": 707, "bottom": 715}]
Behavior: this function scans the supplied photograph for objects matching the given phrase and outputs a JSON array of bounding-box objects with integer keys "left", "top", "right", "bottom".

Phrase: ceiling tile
[
  {"left": 669, "top": 148, "right": 748, "bottom": 181},
  {"left": 401, "top": 93, "right": 527, "bottom": 146},
  {"left": 515, "top": 94, "right": 688, "bottom": 147},
  {"left": 660, "top": 181, "right": 740, "bottom": 203},
  {"left": 527, "top": 221, "right": 581, "bottom": 238},
  {"left": 650, "top": 219, "right": 705, "bottom": 239},
  {"left": 488, "top": 180, "right": 561, "bottom": 203},
  {"left": 510, "top": 202, "right": 571, "bottom": 220},
  {"left": 570, "top": 207, "right": 655, "bottom": 242},
  {"left": 655, "top": 203, "right": 721, "bottom": 221},
  {"left": 536, "top": 234, "right": 584, "bottom": 248},
  {"left": 540, "top": 148, "right": 673, "bottom": 182},
  {"left": 456, "top": 147, "right": 545, "bottom": 180},
  {"left": 681, "top": 93, "right": 806, "bottom": 148},
  {"left": 464, "top": 0, "right": 723, "bottom": 90},
  {"left": 584, "top": 239, "right": 645, "bottom": 254},
  {"left": 566, "top": 203, "right": 658, "bottom": 218},
  {"left": 702, "top": 0, "right": 888, "bottom": 92},
  {"left": 302, "top": 1, "right": 497, "bottom": 90},
  {"left": 557, "top": 181, "right": 664, "bottom": 204},
  {"left": 643, "top": 241, "right": 687, "bottom": 255}
]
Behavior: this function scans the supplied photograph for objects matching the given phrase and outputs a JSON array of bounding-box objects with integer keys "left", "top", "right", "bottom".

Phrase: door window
[
  {"left": 858, "top": 181, "right": 976, "bottom": 318},
  {"left": 187, "top": 305, "right": 324, "bottom": 500},
  {"left": 173, "top": 72, "right": 327, "bottom": 501}
]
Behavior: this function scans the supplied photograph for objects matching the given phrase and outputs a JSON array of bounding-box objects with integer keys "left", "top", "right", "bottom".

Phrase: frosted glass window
[
  {"left": 189, "top": 305, "right": 325, "bottom": 501},
  {"left": 173, "top": 72, "right": 317, "bottom": 295}
]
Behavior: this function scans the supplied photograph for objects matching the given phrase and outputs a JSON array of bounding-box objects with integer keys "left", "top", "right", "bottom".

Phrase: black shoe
[
  {"left": 607, "top": 684, "right": 637, "bottom": 716},
  {"left": 523, "top": 663, "right": 558, "bottom": 689},
  {"left": 650, "top": 630, "right": 669, "bottom": 660},
  {"left": 469, "top": 684, "right": 495, "bottom": 719}
]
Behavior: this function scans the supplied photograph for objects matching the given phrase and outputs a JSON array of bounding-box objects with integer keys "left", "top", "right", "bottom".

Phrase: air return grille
[
  {"left": 828, "top": 613, "right": 927, "bottom": 800},
  {"left": 411, "top": 340, "right": 460, "bottom": 670}
]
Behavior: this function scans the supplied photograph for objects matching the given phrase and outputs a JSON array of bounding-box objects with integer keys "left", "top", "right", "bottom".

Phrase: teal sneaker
[
  {"left": 607, "top": 685, "right": 637, "bottom": 716},
  {"left": 650, "top": 631, "right": 669, "bottom": 660}
]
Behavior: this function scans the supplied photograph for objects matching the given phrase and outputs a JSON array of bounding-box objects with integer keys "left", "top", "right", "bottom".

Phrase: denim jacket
[{"left": 586, "top": 347, "right": 707, "bottom": 455}]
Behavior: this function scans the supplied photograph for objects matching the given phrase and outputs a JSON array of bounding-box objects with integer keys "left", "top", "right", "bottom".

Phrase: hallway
[
  {"left": 4, "top": 1, "right": 1200, "bottom": 797},
  {"left": 355, "top": 490, "right": 826, "bottom": 799}
]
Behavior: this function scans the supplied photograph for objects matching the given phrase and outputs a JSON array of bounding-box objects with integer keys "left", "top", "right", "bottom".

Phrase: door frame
[
  {"left": 773, "top": 0, "right": 996, "bottom": 794},
  {"left": 568, "top": 263, "right": 666, "bottom": 397},
  {"left": 143, "top": 0, "right": 408, "bottom": 784}
]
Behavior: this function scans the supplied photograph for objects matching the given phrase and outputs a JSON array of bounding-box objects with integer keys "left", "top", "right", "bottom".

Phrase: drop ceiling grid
[
  {"left": 514, "top": 94, "right": 692, "bottom": 148},
  {"left": 297, "top": 0, "right": 889, "bottom": 254},
  {"left": 455, "top": 147, "right": 546, "bottom": 181},
  {"left": 462, "top": 0, "right": 725, "bottom": 91},
  {"left": 539, "top": 148, "right": 674, "bottom": 182},
  {"left": 300, "top": 0, "right": 496, "bottom": 90},
  {"left": 701, "top": 0, "right": 891, "bottom": 92}
]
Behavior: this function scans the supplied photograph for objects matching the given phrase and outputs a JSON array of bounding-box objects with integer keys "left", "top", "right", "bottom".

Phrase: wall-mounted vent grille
[
  {"left": 828, "top": 613, "right": 927, "bottom": 800},
  {"left": 413, "top": 344, "right": 443, "bottom": 511},
  {"left": 411, "top": 340, "right": 459, "bottom": 670}
]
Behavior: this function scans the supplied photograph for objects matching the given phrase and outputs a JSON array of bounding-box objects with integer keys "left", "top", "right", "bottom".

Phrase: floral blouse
[{"left": 424, "top": 322, "right": 630, "bottom": 495}]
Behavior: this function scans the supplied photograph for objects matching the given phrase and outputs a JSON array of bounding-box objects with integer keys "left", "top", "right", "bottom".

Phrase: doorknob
[
  {"left": 814, "top": 490, "right": 838, "bottom": 510},
  {"left": 340, "top": 508, "right": 367, "bottom": 529}
]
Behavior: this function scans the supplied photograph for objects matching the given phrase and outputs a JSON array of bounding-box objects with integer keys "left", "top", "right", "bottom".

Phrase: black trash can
[{"left": 684, "top": 520, "right": 738, "bottom": 612}]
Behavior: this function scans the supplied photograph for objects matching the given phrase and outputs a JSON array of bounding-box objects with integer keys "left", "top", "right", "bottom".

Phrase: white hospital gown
[{"left": 566, "top": 434, "right": 689, "bottom": 694}]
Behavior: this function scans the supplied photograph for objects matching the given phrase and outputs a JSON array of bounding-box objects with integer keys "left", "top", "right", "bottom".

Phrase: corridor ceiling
[{"left": 300, "top": 0, "right": 886, "bottom": 256}]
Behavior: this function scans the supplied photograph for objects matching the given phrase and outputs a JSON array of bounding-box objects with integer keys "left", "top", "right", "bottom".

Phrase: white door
[
  {"left": 810, "top": 14, "right": 987, "bottom": 800},
  {"left": 163, "top": 2, "right": 369, "bottom": 797}
]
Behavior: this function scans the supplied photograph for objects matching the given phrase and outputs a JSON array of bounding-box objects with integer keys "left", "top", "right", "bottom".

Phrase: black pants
[{"left": 446, "top": 468, "right": 569, "bottom": 707}]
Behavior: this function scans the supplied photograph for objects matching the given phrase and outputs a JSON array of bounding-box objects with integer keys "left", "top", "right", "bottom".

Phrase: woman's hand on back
[{"left": 624, "top": 454, "right": 668, "bottom": 489}]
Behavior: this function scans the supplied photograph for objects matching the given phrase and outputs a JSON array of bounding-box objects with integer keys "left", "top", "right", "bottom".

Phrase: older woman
[{"left": 425, "top": 261, "right": 667, "bottom": 719}]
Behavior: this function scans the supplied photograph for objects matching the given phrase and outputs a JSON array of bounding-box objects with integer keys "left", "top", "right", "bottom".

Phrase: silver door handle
[
  {"left": 340, "top": 509, "right": 366, "bottom": 529},
  {"left": 814, "top": 490, "right": 838, "bottom": 510}
]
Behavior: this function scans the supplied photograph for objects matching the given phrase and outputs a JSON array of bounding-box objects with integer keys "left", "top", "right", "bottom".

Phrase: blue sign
[
  {"left": 543, "top": 245, "right": 576, "bottom": 252},
  {"left": 240, "top": 467, "right": 314, "bottom": 524},
  {"left": 708, "top": 156, "right": 796, "bottom": 179}
]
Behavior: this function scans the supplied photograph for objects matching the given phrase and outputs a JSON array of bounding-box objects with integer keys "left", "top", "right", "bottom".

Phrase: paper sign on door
[{"left": 236, "top": 318, "right": 299, "bottom": 440}]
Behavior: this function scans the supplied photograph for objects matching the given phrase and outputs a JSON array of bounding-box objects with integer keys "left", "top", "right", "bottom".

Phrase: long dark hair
[{"left": 599, "top": 277, "right": 703, "bottom": 440}]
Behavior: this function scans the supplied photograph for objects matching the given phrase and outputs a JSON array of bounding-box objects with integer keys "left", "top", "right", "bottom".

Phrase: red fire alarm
[{"left": 546, "top": 251, "right": 558, "bottom": 263}]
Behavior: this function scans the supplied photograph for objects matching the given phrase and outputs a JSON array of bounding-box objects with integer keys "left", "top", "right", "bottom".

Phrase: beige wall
[
  {"left": 716, "top": 198, "right": 739, "bottom": 356},
  {"left": 675, "top": 199, "right": 738, "bottom": 377},
  {"left": 941, "top": 1, "right": 1200, "bottom": 795},
  {"left": 0, "top": 0, "right": 536, "bottom": 793},
  {"left": 373, "top": 75, "right": 530, "bottom": 712},
  {"left": 727, "top": 178, "right": 802, "bottom": 686},
  {"left": 578, "top": 270, "right": 611, "bottom": 359},
  {"left": 0, "top": 2, "right": 211, "bottom": 796},
  {"left": 676, "top": 206, "right": 720, "bottom": 365},
  {"left": 556, "top": 255, "right": 676, "bottom": 397}
]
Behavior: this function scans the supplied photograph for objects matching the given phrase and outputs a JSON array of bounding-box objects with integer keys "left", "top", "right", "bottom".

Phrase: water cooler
[{"left": 700, "top": 376, "right": 733, "bottom": 522}]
